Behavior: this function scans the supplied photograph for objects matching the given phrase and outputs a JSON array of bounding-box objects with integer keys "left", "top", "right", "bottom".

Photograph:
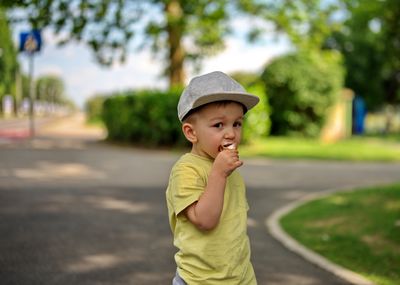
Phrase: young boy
[{"left": 166, "top": 71, "right": 259, "bottom": 284}]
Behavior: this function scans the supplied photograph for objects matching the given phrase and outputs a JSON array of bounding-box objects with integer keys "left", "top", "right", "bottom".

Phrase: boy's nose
[{"left": 224, "top": 127, "right": 235, "bottom": 139}]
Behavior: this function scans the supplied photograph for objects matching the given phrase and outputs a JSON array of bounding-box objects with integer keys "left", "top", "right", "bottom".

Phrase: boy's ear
[{"left": 182, "top": 123, "right": 197, "bottom": 143}]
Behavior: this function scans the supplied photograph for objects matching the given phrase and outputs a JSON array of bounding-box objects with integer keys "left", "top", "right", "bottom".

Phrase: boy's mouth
[{"left": 219, "top": 143, "right": 236, "bottom": 152}]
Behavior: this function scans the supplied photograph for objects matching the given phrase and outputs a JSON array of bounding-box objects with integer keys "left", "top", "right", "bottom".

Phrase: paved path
[
  {"left": 0, "top": 113, "right": 106, "bottom": 140},
  {"left": 1, "top": 114, "right": 399, "bottom": 285},
  {"left": 0, "top": 116, "right": 53, "bottom": 139}
]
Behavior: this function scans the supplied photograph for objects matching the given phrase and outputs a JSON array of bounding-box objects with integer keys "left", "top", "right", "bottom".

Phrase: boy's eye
[
  {"left": 213, "top": 123, "right": 223, "bottom": 128},
  {"left": 234, "top": 121, "right": 242, "bottom": 127}
]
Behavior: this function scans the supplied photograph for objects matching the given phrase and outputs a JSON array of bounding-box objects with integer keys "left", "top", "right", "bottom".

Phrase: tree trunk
[{"left": 165, "top": 0, "right": 185, "bottom": 87}]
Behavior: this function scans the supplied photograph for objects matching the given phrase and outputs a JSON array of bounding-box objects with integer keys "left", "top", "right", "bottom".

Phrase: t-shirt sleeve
[{"left": 169, "top": 162, "right": 206, "bottom": 216}]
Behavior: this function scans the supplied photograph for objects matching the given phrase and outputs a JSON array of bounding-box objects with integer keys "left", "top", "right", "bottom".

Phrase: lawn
[
  {"left": 280, "top": 183, "right": 400, "bottom": 285},
  {"left": 240, "top": 136, "right": 400, "bottom": 161}
]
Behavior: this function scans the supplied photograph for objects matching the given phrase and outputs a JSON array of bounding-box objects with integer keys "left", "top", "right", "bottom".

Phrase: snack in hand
[{"left": 218, "top": 143, "right": 237, "bottom": 152}]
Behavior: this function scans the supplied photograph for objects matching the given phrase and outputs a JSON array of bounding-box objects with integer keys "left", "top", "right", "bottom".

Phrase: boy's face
[{"left": 188, "top": 102, "right": 244, "bottom": 159}]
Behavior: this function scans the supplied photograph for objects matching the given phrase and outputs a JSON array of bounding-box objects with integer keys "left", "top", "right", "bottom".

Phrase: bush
[
  {"left": 242, "top": 83, "right": 270, "bottom": 142},
  {"left": 85, "top": 95, "right": 106, "bottom": 122},
  {"left": 102, "top": 89, "right": 187, "bottom": 146},
  {"left": 262, "top": 51, "right": 344, "bottom": 137},
  {"left": 230, "top": 72, "right": 271, "bottom": 142}
]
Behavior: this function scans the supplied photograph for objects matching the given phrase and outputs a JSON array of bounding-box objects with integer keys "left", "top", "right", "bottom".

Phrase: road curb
[{"left": 265, "top": 187, "right": 376, "bottom": 285}]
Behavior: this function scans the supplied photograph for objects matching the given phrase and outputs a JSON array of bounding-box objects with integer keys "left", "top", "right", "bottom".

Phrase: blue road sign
[{"left": 19, "top": 30, "right": 42, "bottom": 54}]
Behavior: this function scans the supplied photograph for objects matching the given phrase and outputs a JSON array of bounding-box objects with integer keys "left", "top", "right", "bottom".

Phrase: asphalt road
[{"left": 1, "top": 133, "right": 399, "bottom": 285}]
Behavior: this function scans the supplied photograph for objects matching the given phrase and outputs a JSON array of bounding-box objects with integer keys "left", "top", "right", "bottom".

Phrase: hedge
[{"left": 102, "top": 89, "right": 187, "bottom": 146}]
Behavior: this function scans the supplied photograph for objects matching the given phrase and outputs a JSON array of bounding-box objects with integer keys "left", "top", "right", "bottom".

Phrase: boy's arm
[{"left": 184, "top": 150, "right": 243, "bottom": 231}]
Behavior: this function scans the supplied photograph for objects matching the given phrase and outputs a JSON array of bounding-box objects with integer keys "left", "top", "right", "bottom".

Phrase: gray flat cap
[{"left": 177, "top": 71, "right": 259, "bottom": 121}]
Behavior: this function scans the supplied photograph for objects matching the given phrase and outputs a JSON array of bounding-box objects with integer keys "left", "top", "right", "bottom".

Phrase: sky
[{"left": 14, "top": 17, "right": 292, "bottom": 109}]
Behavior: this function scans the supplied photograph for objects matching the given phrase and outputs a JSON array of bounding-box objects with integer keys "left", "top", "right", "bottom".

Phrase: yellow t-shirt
[{"left": 166, "top": 153, "right": 256, "bottom": 285}]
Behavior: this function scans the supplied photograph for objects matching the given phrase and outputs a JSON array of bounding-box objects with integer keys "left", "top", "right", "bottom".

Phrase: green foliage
[
  {"left": 230, "top": 72, "right": 271, "bottom": 141},
  {"left": 242, "top": 84, "right": 270, "bottom": 141},
  {"left": 0, "top": 7, "right": 18, "bottom": 106},
  {"left": 85, "top": 95, "right": 106, "bottom": 122},
  {"left": 261, "top": 51, "right": 344, "bottom": 137},
  {"left": 102, "top": 89, "right": 187, "bottom": 147},
  {"left": 35, "top": 75, "right": 66, "bottom": 103},
  {"left": 255, "top": 0, "right": 343, "bottom": 51},
  {"left": 6, "top": 0, "right": 260, "bottom": 86},
  {"left": 20, "top": 74, "right": 30, "bottom": 100},
  {"left": 326, "top": 0, "right": 400, "bottom": 110},
  {"left": 230, "top": 71, "right": 261, "bottom": 88}
]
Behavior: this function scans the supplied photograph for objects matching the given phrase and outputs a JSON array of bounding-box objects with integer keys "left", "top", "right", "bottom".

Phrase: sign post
[{"left": 19, "top": 30, "right": 42, "bottom": 138}]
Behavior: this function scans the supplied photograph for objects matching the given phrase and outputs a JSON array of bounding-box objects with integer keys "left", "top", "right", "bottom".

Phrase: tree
[
  {"left": 326, "top": 0, "right": 400, "bottom": 110},
  {"left": 35, "top": 75, "right": 66, "bottom": 104},
  {"left": 0, "top": 7, "right": 19, "bottom": 113},
  {"left": 240, "top": 0, "right": 343, "bottom": 53},
  {"left": 4, "top": 0, "right": 259, "bottom": 87}
]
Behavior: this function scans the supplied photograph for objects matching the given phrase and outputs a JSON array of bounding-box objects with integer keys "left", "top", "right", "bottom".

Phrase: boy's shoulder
[
  {"left": 175, "top": 153, "right": 212, "bottom": 166},
  {"left": 171, "top": 153, "right": 212, "bottom": 175}
]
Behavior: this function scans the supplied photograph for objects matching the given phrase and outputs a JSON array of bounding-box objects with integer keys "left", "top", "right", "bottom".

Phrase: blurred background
[{"left": 0, "top": 0, "right": 399, "bottom": 155}]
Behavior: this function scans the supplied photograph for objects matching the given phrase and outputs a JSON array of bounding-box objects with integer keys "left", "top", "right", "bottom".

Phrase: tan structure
[{"left": 321, "top": 89, "right": 354, "bottom": 142}]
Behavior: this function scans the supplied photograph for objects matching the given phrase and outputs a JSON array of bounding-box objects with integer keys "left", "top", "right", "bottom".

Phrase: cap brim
[{"left": 192, "top": 92, "right": 259, "bottom": 113}]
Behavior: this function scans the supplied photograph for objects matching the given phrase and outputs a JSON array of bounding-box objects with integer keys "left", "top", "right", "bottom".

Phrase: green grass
[
  {"left": 240, "top": 136, "right": 400, "bottom": 161},
  {"left": 281, "top": 184, "right": 400, "bottom": 285}
]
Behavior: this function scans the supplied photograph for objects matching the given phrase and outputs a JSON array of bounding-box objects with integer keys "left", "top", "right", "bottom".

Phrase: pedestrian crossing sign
[{"left": 19, "top": 30, "right": 42, "bottom": 54}]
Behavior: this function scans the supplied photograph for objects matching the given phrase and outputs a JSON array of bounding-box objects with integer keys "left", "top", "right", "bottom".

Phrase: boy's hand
[{"left": 213, "top": 148, "right": 243, "bottom": 177}]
